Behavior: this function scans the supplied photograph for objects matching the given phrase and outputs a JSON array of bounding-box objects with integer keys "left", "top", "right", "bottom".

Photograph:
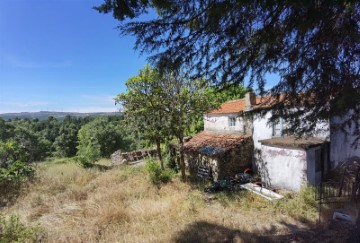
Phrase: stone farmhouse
[{"left": 184, "top": 92, "right": 360, "bottom": 191}]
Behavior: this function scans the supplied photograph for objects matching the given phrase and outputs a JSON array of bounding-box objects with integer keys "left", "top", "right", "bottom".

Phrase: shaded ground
[{"left": 174, "top": 219, "right": 358, "bottom": 243}]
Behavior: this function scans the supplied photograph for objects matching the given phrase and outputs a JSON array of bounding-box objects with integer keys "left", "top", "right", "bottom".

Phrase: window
[
  {"left": 272, "top": 117, "right": 283, "bottom": 137},
  {"left": 228, "top": 117, "right": 236, "bottom": 127}
]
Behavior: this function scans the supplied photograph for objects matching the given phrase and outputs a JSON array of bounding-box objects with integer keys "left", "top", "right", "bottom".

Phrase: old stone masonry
[{"left": 111, "top": 148, "right": 157, "bottom": 166}]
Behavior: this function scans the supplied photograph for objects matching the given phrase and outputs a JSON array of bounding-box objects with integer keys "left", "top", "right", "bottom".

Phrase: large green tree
[
  {"left": 116, "top": 66, "right": 169, "bottom": 169},
  {"left": 117, "top": 66, "right": 216, "bottom": 179},
  {"left": 96, "top": 0, "right": 360, "bottom": 144},
  {"left": 76, "top": 116, "right": 133, "bottom": 165},
  {"left": 159, "top": 71, "right": 216, "bottom": 180}
]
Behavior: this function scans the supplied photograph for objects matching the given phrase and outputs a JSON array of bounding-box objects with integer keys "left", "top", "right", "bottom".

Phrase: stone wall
[
  {"left": 185, "top": 137, "right": 254, "bottom": 181},
  {"left": 111, "top": 148, "right": 157, "bottom": 166}
]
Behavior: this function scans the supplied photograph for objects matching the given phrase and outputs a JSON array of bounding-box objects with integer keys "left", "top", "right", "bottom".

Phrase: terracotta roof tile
[
  {"left": 207, "top": 97, "right": 269, "bottom": 115},
  {"left": 207, "top": 99, "right": 246, "bottom": 115},
  {"left": 183, "top": 131, "right": 251, "bottom": 155}
]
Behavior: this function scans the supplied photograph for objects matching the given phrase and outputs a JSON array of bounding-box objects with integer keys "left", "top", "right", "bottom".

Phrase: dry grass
[{"left": 1, "top": 159, "right": 321, "bottom": 243}]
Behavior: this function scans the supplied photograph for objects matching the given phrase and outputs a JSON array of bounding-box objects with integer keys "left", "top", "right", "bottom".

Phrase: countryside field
[{"left": 0, "top": 159, "right": 352, "bottom": 243}]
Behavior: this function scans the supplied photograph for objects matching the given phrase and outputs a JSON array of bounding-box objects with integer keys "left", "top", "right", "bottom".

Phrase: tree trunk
[
  {"left": 156, "top": 138, "right": 164, "bottom": 170},
  {"left": 178, "top": 136, "right": 186, "bottom": 181}
]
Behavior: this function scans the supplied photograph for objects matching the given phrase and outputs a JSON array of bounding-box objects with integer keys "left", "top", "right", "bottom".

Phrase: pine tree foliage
[{"left": 96, "top": 0, "right": 360, "bottom": 144}]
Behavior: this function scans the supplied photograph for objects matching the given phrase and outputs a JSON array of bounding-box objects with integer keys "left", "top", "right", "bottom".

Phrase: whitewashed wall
[
  {"left": 313, "top": 121, "right": 330, "bottom": 140},
  {"left": 259, "top": 145, "right": 308, "bottom": 192},
  {"left": 330, "top": 113, "right": 360, "bottom": 168},
  {"left": 252, "top": 111, "right": 330, "bottom": 149},
  {"left": 204, "top": 114, "right": 244, "bottom": 133},
  {"left": 252, "top": 112, "right": 273, "bottom": 150}
]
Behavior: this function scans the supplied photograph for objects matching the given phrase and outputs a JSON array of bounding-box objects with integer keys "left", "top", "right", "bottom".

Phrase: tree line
[{"left": 0, "top": 115, "right": 136, "bottom": 194}]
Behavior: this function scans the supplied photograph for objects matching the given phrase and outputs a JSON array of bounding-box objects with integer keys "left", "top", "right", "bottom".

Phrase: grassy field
[{"left": 0, "top": 158, "right": 351, "bottom": 242}]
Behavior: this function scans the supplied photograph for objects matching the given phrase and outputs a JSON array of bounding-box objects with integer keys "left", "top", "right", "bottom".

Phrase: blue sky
[
  {"left": 0, "top": 0, "right": 148, "bottom": 113},
  {"left": 0, "top": 0, "right": 280, "bottom": 114}
]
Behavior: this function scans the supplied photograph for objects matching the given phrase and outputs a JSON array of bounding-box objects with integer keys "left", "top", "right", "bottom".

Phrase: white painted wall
[
  {"left": 260, "top": 145, "right": 307, "bottom": 192},
  {"left": 313, "top": 121, "right": 330, "bottom": 140},
  {"left": 330, "top": 113, "right": 360, "bottom": 168},
  {"left": 252, "top": 111, "right": 330, "bottom": 150},
  {"left": 204, "top": 114, "right": 245, "bottom": 133},
  {"left": 252, "top": 112, "right": 274, "bottom": 150}
]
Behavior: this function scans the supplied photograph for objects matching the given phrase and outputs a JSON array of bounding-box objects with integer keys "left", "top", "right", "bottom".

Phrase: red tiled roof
[
  {"left": 183, "top": 131, "right": 251, "bottom": 155},
  {"left": 207, "top": 97, "right": 264, "bottom": 115},
  {"left": 206, "top": 99, "right": 245, "bottom": 115}
]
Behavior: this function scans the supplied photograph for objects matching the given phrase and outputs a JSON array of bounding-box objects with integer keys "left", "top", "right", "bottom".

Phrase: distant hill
[{"left": 0, "top": 111, "right": 122, "bottom": 121}]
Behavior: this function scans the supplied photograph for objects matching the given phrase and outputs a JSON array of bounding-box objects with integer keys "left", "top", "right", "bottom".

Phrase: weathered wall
[
  {"left": 111, "top": 148, "right": 157, "bottom": 166},
  {"left": 313, "top": 120, "right": 330, "bottom": 140},
  {"left": 252, "top": 112, "right": 274, "bottom": 150},
  {"left": 204, "top": 114, "right": 251, "bottom": 134},
  {"left": 330, "top": 113, "right": 360, "bottom": 168},
  {"left": 186, "top": 154, "right": 219, "bottom": 180},
  {"left": 258, "top": 145, "right": 307, "bottom": 192},
  {"left": 252, "top": 111, "right": 330, "bottom": 150},
  {"left": 185, "top": 138, "right": 253, "bottom": 181}
]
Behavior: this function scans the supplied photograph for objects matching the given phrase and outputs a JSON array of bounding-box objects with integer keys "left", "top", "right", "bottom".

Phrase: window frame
[
  {"left": 272, "top": 117, "right": 283, "bottom": 137},
  {"left": 228, "top": 116, "right": 236, "bottom": 128}
]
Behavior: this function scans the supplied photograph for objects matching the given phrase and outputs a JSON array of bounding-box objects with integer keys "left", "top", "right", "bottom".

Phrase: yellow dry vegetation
[{"left": 2, "top": 159, "right": 319, "bottom": 243}]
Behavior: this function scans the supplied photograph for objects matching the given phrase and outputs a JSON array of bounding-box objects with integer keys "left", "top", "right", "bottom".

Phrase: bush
[
  {"left": 158, "top": 169, "right": 173, "bottom": 183},
  {"left": 145, "top": 159, "right": 173, "bottom": 185},
  {"left": 0, "top": 140, "right": 35, "bottom": 201},
  {"left": 76, "top": 140, "right": 101, "bottom": 168},
  {"left": 75, "top": 156, "right": 96, "bottom": 169},
  {"left": 0, "top": 214, "right": 43, "bottom": 243},
  {"left": 0, "top": 161, "right": 34, "bottom": 184}
]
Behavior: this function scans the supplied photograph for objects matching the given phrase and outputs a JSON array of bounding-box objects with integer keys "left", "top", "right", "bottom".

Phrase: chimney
[{"left": 245, "top": 91, "right": 256, "bottom": 111}]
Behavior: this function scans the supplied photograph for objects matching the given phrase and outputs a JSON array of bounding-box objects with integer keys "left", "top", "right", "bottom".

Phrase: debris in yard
[
  {"left": 203, "top": 169, "right": 260, "bottom": 193},
  {"left": 204, "top": 180, "right": 232, "bottom": 193},
  {"left": 332, "top": 206, "right": 359, "bottom": 224},
  {"left": 240, "top": 183, "right": 284, "bottom": 201}
]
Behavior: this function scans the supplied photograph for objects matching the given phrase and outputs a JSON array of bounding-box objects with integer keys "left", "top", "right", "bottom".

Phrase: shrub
[
  {"left": 145, "top": 159, "right": 173, "bottom": 185},
  {"left": 76, "top": 139, "right": 101, "bottom": 168},
  {"left": 75, "top": 156, "right": 96, "bottom": 168},
  {"left": 0, "top": 214, "right": 43, "bottom": 243},
  {"left": 0, "top": 140, "right": 35, "bottom": 201},
  {"left": 0, "top": 161, "right": 34, "bottom": 184},
  {"left": 158, "top": 169, "right": 173, "bottom": 183}
]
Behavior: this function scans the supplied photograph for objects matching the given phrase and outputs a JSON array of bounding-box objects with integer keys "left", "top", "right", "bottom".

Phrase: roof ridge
[{"left": 224, "top": 98, "right": 244, "bottom": 103}]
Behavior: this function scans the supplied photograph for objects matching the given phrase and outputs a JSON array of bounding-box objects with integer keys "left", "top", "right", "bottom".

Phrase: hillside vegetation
[
  {"left": 0, "top": 111, "right": 120, "bottom": 121},
  {"left": 0, "top": 159, "right": 331, "bottom": 243}
]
